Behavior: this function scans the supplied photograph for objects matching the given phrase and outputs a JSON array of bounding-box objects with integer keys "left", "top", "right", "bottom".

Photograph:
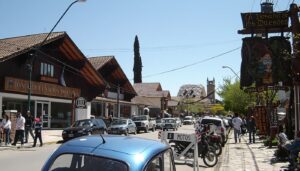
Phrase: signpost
[{"left": 159, "top": 131, "right": 199, "bottom": 171}]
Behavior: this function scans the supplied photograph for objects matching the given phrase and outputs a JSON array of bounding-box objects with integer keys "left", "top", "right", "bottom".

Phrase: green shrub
[{"left": 263, "top": 137, "right": 278, "bottom": 146}]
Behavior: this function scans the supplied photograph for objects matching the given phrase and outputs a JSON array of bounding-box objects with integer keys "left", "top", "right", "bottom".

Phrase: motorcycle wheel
[
  {"left": 203, "top": 150, "right": 218, "bottom": 167},
  {"left": 214, "top": 143, "right": 222, "bottom": 156},
  {"left": 168, "top": 141, "right": 180, "bottom": 154}
]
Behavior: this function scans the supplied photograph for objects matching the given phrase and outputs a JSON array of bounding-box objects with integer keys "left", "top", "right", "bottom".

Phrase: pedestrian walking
[
  {"left": 32, "top": 117, "right": 43, "bottom": 147},
  {"left": 2, "top": 114, "right": 11, "bottom": 146},
  {"left": 232, "top": 113, "right": 243, "bottom": 143},
  {"left": 0, "top": 118, "right": 3, "bottom": 145},
  {"left": 247, "top": 115, "right": 256, "bottom": 143},
  {"left": 25, "top": 111, "right": 34, "bottom": 143},
  {"left": 241, "top": 116, "right": 247, "bottom": 135},
  {"left": 11, "top": 112, "right": 25, "bottom": 146}
]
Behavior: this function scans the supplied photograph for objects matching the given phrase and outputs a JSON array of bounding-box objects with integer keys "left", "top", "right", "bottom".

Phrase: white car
[
  {"left": 200, "top": 116, "right": 227, "bottom": 146},
  {"left": 183, "top": 116, "right": 194, "bottom": 125}
]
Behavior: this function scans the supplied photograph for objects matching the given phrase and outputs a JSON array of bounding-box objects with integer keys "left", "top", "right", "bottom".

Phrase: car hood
[{"left": 109, "top": 124, "right": 127, "bottom": 128}]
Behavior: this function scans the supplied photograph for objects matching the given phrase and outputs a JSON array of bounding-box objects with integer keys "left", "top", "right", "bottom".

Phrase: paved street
[{"left": 0, "top": 125, "right": 290, "bottom": 171}]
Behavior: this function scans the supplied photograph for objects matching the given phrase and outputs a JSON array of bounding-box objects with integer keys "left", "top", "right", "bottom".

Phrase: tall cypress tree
[{"left": 133, "top": 35, "right": 142, "bottom": 83}]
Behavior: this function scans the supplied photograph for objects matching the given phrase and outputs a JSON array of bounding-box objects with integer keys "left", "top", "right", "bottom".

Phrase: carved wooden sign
[
  {"left": 241, "top": 12, "right": 289, "bottom": 29},
  {"left": 4, "top": 77, "right": 80, "bottom": 99},
  {"left": 244, "top": 86, "right": 289, "bottom": 93}
]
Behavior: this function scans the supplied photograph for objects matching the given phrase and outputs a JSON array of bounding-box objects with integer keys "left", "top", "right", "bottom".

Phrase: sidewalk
[
  {"left": 0, "top": 129, "right": 63, "bottom": 150},
  {"left": 215, "top": 131, "right": 289, "bottom": 171}
]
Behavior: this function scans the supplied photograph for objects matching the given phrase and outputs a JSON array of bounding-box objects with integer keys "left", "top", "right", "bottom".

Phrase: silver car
[
  {"left": 175, "top": 117, "right": 182, "bottom": 127},
  {"left": 108, "top": 118, "right": 137, "bottom": 135},
  {"left": 162, "top": 118, "right": 178, "bottom": 131}
]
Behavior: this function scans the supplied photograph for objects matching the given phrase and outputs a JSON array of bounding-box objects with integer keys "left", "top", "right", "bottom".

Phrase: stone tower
[{"left": 207, "top": 78, "right": 215, "bottom": 103}]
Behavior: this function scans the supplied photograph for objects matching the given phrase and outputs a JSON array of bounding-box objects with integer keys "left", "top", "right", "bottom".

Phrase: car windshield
[
  {"left": 132, "top": 116, "right": 147, "bottom": 121},
  {"left": 164, "top": 119, "right": 175, "bottom": 123},
  {"left": 112, "top": 119, "right": 127, "bottom": 125},
  {"left": 72, "top": 120, "right": 92, "bottom": 127},
  {"left": 49, "top": 153, "right": 128, "bottom": 171},
  {"left": 201, "top": 119, "right": 221, "bottom": 126}
]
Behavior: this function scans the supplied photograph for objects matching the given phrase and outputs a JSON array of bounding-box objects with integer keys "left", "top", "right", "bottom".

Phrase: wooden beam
[{"left": 238, "top": 27, "right": 291, "bottom": 34}]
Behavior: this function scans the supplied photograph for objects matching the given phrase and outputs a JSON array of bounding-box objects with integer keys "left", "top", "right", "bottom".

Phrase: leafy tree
[
  {"left": 218, "top": 78, "right": 256, "bottom": 115},
  {"left": 210, "top": 104, "right": 225, "bottom": 115},
  {"left": 178, "top": 99, "right": 205, "bottom": 115},
  {"left": 133, "top": 35, "right": 142, "bottom": 83}
]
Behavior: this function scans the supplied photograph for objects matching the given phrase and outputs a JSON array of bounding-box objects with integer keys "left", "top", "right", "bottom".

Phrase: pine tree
[{"left": 133, "top": 35, "right": 142, "bottom": 83}]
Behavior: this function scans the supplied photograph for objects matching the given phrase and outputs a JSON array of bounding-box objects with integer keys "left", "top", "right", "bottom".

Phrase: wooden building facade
[
  {"left": 88, "top": 56, "right": 137, "bottom": 118},
  {"left": 0, "top": 32, "right": 106, "bottom": 128}
]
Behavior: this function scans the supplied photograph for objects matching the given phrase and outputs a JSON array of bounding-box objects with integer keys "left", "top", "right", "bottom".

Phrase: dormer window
[{"left": 41, "top": 62, "right": 54, "bottom": 77}]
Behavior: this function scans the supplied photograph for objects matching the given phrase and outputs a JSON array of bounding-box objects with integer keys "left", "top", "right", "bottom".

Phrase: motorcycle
[
  {"left": 198, "top": 123, "right": 222, "bottom": 156},
  {"left": 207, "top": 132, "right": 222, "bottom": 156},
  {"left": 169, "top": 125, "right": 218, "bottom": 167}
]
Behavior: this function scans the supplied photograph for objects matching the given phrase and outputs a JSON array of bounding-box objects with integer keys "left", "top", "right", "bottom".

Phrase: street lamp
[
  {"left": 222, "top": 65, "right": 240, "bottom": 79},
  {"left": 27, "top": 0, "right": 86, "bottom": 112}
]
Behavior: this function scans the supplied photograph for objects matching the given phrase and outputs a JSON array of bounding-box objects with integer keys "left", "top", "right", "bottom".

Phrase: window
[
  {"left": 40, "top": 62, "right": 54, "bottom": 77},
  {"left": 49, "top": 154, "right": 128, "bottom": 171},
  {"left": 145, "top": 149, "right": 174, "bottom": 171},
  {"left": 145, "top": 154, "right": 162, "bottom": 171},
  {"left": 163, "top": 150, "right": 174, "bottom": 171}
]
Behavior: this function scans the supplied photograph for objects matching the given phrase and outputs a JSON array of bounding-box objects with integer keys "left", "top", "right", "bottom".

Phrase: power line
[
  {"left": 82, "top": 39, "right": 241, "bottom": 53},
  {"left": 142, "top": 46, "right": 241, "bottom": 79}
]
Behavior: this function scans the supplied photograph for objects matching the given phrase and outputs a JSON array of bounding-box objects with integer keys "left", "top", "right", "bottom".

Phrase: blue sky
[{"left": 1, "top": 0, "right": 297, "bottom": 98}]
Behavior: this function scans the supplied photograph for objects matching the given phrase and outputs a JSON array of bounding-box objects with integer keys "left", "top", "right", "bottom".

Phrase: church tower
[{"left": 207, "top": 78, "right": 215, "bottom": 103}]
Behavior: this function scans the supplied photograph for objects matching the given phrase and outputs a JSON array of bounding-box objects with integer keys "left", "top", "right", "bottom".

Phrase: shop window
[
  {"left": 91, "top": 102, "right": 104, "bottom": 118},
  {"left": 51, "top": 102, "right": 72, "bottom": 128},
  {"left": 40, "top": 62, "right": 54, "bottom": 77}
]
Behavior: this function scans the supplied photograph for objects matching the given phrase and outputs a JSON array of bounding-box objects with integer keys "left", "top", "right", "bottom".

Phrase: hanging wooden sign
[
  {"left": 239, "top": 11, "right": 290, "bottom": 34},
  {"left": 241, "top": 12, "right": 289, "bottom": 29}
]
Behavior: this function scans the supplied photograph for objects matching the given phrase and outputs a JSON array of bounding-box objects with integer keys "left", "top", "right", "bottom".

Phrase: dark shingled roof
[{"left": 0, "top": 32, "right": 65, "bottom": 62}]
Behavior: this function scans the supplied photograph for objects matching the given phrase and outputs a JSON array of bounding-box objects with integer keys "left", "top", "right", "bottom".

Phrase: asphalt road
[{"left": 0, "top": 124, "right": 218, "bottom": 171}]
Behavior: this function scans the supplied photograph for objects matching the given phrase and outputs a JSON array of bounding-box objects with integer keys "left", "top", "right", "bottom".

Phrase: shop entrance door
[{"left": 35, "top": 102, "right": 51, "bottom": 128}]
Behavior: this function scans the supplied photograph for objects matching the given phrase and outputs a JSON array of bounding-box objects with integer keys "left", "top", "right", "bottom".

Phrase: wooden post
[{"left": 289, "top": 3, "right": 300, "bottom": 138}]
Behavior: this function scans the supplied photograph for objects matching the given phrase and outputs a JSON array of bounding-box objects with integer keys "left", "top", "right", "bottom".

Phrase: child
[{"left": 32, "top": 117, "right": 43, "bottom": 147}]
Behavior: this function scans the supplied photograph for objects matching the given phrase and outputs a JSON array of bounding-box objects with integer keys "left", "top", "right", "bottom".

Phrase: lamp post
[
  {"left": 27, "top": 0, "right": 86, "bottom": 112},
  {"left": 222, "top": 65, "right": 240, "bottom": 79}
]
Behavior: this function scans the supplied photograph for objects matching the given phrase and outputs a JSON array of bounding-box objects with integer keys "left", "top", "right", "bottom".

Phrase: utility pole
[
  {"left": 290, "top": 3, "right": 300, "bottom": 138},
  {"left": 117, "top": 84, "right": 120, "bottom": 118},
  {"left": 26, "top": 0, "right": 86, "bottom": 114}
]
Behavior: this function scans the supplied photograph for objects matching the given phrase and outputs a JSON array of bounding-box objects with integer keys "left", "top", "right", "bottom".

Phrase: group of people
[
  {"left": 232, "top": 113, "right": 256, "bottom": 144},
  {"left": 0, "top": 111, "right": 43, "bottom": 147}
]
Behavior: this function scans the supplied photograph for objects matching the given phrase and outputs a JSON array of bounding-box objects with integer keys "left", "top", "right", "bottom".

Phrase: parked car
[
  {"left": 175, "top": 117, "right": 182, "bottom": 127},
  {"left": 101, "top": 116, "right": 118, "bottom": 127},
  {"left": 62, "top": 119, "right": 107, "bottom": 141},
  {"left": 41, "top": 135, "right": 176, "bottom": 171},
  {"left": 183, "top": 116, "right": 194, "bottom": 125},
  {"left": 222, "top": 118, "right": 230, "bottom": 128},
  {"left": 108, "top": 118, "right": 137, "bottom": 135},
  {"left": 162, "top": 118, "right": 178, "bottom": 131},
  {"left": 156, "top": 118, "right": 163, "bottom": 129},
  {"left": 132, "top": 115, "right": 156, "bottom": 133},
  {"left": 200, "top": 116, "right": 227, "bottom": 146}
]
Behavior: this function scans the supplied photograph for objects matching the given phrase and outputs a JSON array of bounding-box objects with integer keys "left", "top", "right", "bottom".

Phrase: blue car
[{"left": 42, "top": 135, "right": 176, "bottom": 171}]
